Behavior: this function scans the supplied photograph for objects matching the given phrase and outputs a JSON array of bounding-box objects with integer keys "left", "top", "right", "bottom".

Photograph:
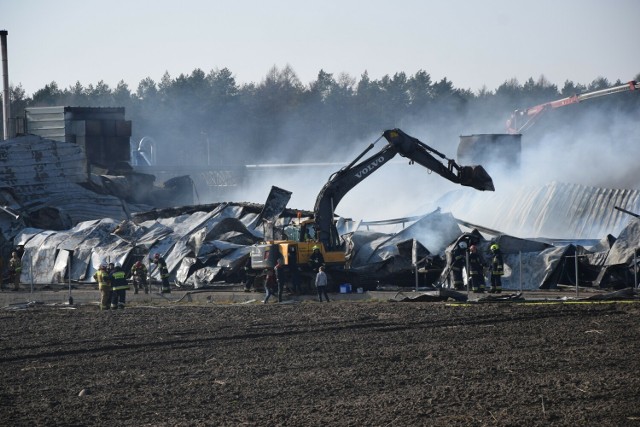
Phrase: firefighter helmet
[
  {"left": 458, "top": 241, "right": 467, "bottom": 249},
  {"left": 99, "top": 264, "right": 107, "bottom": 270},
  {"left": 312, "top": 246, "right": 319, "bottom": 251},
  {"left": 490, "top": 243, "right": 499, "bottom": 252}
]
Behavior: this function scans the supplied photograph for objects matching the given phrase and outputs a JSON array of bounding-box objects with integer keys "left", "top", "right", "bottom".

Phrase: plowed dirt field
[{"left": 1, "top": 300, "right": 639, "bottom": 426}]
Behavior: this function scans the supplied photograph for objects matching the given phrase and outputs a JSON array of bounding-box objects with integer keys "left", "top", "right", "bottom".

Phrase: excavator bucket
[{"left": 458, "top": 165, "right": 495, "bottom": 191}]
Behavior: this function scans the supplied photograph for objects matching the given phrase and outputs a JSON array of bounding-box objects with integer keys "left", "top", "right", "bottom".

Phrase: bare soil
[{"left": 1, "top": 299, "right": 639, "bottom": 426}]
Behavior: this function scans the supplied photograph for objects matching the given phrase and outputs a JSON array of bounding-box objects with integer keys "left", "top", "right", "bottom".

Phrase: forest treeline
[{"left": 2, "top": 66, "right": 639, "bottom": 166}]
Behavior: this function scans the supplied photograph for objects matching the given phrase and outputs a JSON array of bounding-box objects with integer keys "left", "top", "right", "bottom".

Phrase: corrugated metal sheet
[
  {"left": 438, "top": 182, "right": 640, "bottom": 239},
  {"left": 0, "top": 135, "right": 132, "bottom": 225}
]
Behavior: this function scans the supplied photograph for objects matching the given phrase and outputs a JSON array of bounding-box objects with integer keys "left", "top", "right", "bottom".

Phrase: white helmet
[
  {"left": 115, "top": 263, "right": 122, "bottom": 268},
  {"left": 458, "top": 241, "right": 467, "bottom": 249}
]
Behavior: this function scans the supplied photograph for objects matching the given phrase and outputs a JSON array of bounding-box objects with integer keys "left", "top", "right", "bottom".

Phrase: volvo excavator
[{"left": 250, "top": 128, "right": 494, "bottom": 290}]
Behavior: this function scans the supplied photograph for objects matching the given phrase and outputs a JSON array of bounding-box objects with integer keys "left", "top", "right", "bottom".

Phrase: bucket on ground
[{"left": 339, "top": 284, "right": 352, "bottom": 293}]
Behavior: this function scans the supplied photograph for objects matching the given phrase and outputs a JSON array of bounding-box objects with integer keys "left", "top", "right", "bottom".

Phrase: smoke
[
  {"left": 432, "top": 103, "right": 640, "bottom": 239},
  {"left": 519, "top": 108, "right": 640, "bottom": 189},
  {"left": 132, "top": 81, "right": 640, "bottom": 240}
]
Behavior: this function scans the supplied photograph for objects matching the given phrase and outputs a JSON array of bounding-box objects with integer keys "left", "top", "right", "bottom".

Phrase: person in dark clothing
[
  {"left": 489, "top": 243, "right": 504, "bottom": 293},
  {"left": 240, "top": 258, "right": 252, "bottom": 292},
  {"left": 449, "top": 241, "right": 467, "bottom": 290},
  {"left": 263, "top": 269, "right": 277, "bottom": 304},
  {"left": 110, "top": 263, "right": 129, "bottom": 309},
  {"left": 130, "top": 261, "right": 148, "bottom": 294},
  {"left": 468, "top": 245, "right": 486, "bottom": 293},
  {"left": 153, "top": 253, "right": 171, "bottom": 294},
  {"left": 8, "top": 251, "right": 22, "bottom": 291},
  {"left": 288, "top": 245, "right": 301, "bottom": 295},
  {"left": 308, "top": 246, "right": 324, "bottom": 272},
  {"left": 274, "top": 257, "right": 286, "bottom": 302}
]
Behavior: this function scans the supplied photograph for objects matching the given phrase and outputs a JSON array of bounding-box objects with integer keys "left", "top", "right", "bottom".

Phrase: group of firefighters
[
  {"left": 449, "top": 241, "right": 504, "bottom": 293},
  {"left": 93, "top": 253, "right": 170, "bottom": 310}
]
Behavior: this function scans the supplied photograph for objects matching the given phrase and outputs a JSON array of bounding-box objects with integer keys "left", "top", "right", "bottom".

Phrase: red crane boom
[{"left": 506, "top": 80, "right": 639, "bottom": 134}]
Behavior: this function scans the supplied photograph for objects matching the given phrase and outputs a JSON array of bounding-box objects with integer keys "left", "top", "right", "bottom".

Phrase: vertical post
[
  {"left": 412, "top": 239, "right": 418, "bottom": 292},
  {"left": 519, "top": 251, "right": 523, "bottom": 292},
  {"left": 29, "top": 255, "right": 33, "bottom": 295},
  {"left": 0, "top": 30, "right": 10, "bottom": 141},
  {"left": 634, "top": 250, "right": 638, "bottom": 288},
  {"left": 465, "top": 249, "right": 470, "bottom": 294},
  {"left": 68, "top": 252, "right": 73, "bottom": 305},
  {"left": 574, "top": 253, "right": 579, "bottom": 298}
]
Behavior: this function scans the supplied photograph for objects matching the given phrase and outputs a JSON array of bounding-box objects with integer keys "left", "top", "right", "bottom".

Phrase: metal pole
[
  {"left": 574, "top": 253, "right": 579, "bottom": 298},
  {"left": 634, "top": 250, "right": 638, "bottom": 288},
  {"left": 0, "top": 30, "right": 10, "bottom": 141},
  {"left": 29, "top": 255, "right": 33, "bottom": 295},
  {"left": 465, "top": 249, "right": 470, "bottom": 294},
  {"left": 412, "top": 239, "right": 418, "bottom": 292},
  {"left": 519, "top": 251, "right": 523, "bottom": 292},
  {"left": 68, "top": 253, "right": 73, "bottom": 305}
]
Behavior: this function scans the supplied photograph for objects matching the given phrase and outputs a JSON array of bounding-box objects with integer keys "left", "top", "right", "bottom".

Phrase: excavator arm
[{"left": 314, "top": 128, "right": 495, "bottom": 249}]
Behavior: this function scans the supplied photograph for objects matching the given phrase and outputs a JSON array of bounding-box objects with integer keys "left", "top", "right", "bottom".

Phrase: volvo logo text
[{"left": 355, "top": 156, "right": 385, "bottom": 179}]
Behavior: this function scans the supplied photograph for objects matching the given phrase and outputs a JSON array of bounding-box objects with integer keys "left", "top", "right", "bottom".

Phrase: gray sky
[{"left": 3, "top": 0, "right": 638, "bottom": 96}]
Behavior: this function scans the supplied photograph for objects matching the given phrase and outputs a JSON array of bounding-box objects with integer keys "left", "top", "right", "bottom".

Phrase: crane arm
[
  {"left": 507, "top": 80, "right": 639, "bottom": 134},
  {"left": 314, "top": 128, "right": 494, "bottom": 249}
]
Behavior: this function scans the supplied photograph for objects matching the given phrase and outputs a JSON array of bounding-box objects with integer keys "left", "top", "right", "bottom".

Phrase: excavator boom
[{"left": 315, "top": 128, "right": 494, "bottom": 249}]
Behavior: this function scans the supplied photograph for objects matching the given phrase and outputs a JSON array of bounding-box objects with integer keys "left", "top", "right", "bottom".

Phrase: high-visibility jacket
[
  {"left": 468, "top": 252, "right": 484, "bottom": 276},
  {"left": 94, "top": 270, "right": 111, "bottom": 290},
  {"left": 110, "top": 268, "right": 129, "bottom": 291},
  {"left": 491, "top": 251, "right": 504, "bottom": 276}
]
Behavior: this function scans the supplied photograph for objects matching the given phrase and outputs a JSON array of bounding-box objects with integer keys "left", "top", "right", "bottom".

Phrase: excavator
[{"left": 250, "top": 128, "right": 494, "bottom": 290}]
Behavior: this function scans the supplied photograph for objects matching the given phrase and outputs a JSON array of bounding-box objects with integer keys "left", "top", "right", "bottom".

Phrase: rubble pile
[{"left": 2, "top": 136, "right": 640, "bottom": 291}]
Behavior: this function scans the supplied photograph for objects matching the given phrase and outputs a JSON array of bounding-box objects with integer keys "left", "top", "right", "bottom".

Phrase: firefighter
[
  {"left": 468, "top": 245, "right": 486, "bottom": 293},
  {"left": 110, "top": 263, "right": 129, "bottom": 309},
  {"left": 308, "top": 246, "right": 324, "bottom": 272},
  {"left": 449, "top": 241, "right": 466, "bottom": 291},
  {"left": 130, "top": 261, "right": 148, "bottom": 294},
  {"left": 93, "top": 264, "right": 112, "bottom": 310},
  {"left": 153, "top": 253, "right": 171, "bottom": 294},
  {"left": 274, "top": 257, "right": 286, "bottom": 302},
  {"left": 489, "top": 243, "right": 504, "bottom": 294},
  {"left": 8, "top": 251, "right": 22, "bottom": 291}
]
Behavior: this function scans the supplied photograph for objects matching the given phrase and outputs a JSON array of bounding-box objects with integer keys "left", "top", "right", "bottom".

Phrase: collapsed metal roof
[
  {"left": 2, "top": 134, "right": 640, "bottom": 291},
  {"left": 437, "top": 181, "right": 640, "bottom": 239}
]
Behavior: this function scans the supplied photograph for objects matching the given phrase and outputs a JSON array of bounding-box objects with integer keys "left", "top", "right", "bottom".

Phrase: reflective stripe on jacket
[
  {"left": 491, "top": 252, "right": 504, "bottom": 276},
  {"left": 111, "top": 269, "right": 129, "bottom": 291}
]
